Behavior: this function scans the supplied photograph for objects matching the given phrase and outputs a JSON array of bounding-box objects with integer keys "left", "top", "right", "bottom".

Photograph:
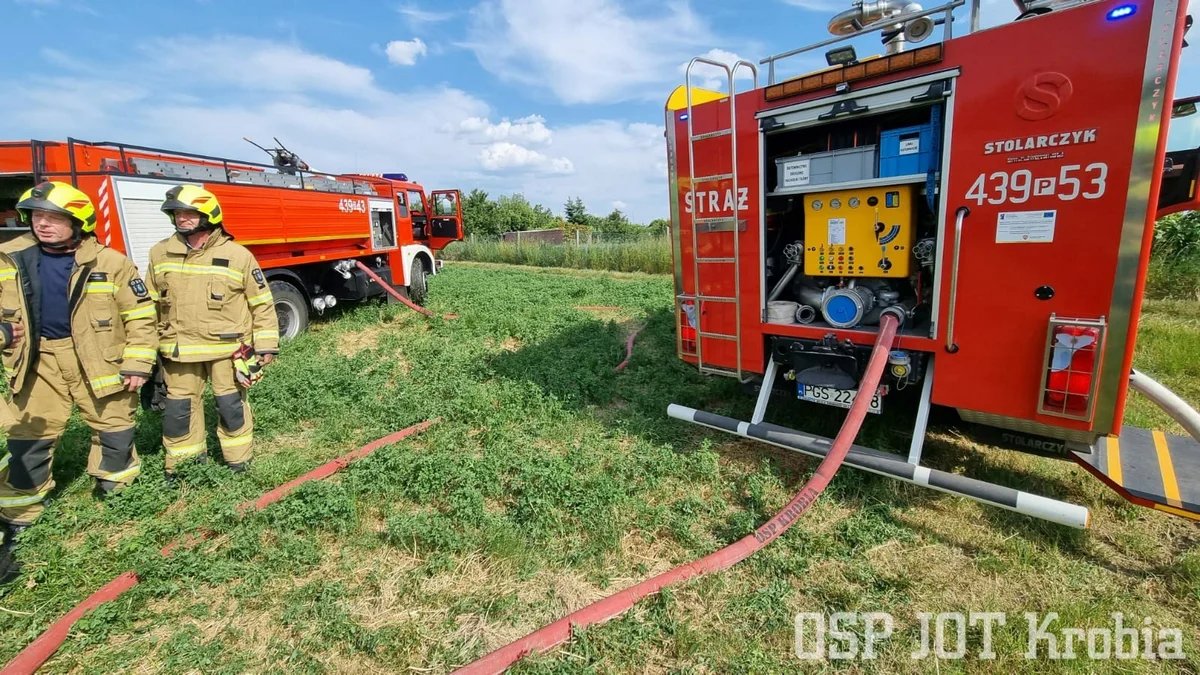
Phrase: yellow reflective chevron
[
  {"left": 122, "top": 346, "right": 157, "bottom": 361},
  {"left": 164, "top": 442, "right": 206, "bottom": 458},
  {"left": 0, "top": 453, "right": 8, "bottom": 474},
  {"left": 219, "top": 433, "right": 253, "bottom": 449},
  {"left": 248, "top": 290, "right": 273, "bottom": 306},
  {"left": 90, "top": 374, "right": 123, "bottom": 390},
  {"left": 85, "top": 282, "right": 116, "bottom": 295},
  {"left": 101, "top": 463, "right": 142, "bottom": 483},
  {"left": 160, "top": 342, "right": 241, "bottom": 357},
  {"left": 253, "top": 330, "right": 278, "bottom": 342},
  {"left": 0, "top": 489, "right": 50, "bottom": 508},
  {"left": 153, "top": 261, "right": 243, "bottom": 282},
  {"left": 0, "top": 268, "right": 15, "bottom": 282},
  {"left": 120, "top": 304, "right": 157, "bottom": 321}
]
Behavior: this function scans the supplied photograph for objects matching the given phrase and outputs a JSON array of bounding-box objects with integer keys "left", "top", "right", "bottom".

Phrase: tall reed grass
[{"left": 440, "top": 239, "right": 674, "bottom": 275}]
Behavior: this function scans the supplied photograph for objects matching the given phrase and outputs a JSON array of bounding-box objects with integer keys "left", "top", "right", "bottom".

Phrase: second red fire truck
[{"left": 0, "top": 138, "right": 463, "bottom": 340}]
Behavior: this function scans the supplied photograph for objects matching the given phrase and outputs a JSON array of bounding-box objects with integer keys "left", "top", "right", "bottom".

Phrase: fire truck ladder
[{"left": 684, "top": 57, "right": 758, "bottom": 381}]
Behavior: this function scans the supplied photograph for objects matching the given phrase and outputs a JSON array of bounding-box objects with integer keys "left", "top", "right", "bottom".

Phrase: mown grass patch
[{"left": 0, "top": 263, "right": 1196, "bottom": 674}]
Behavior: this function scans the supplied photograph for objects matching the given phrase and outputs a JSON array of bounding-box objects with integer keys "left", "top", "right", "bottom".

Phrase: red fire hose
[
  {"left": 614, "top": 327, "right": 642, "bottom": 372},
  {"left": 353, "top": 260, "right": 439, "bottom": 318},
  {"left": 1, "top": 420, "right": 438, "bottom": 675},
  {"left": 454, "top": 314, "right": 900, "bottom": 674}
]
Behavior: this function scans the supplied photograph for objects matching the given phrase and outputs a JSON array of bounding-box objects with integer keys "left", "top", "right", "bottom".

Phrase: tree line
[{"left": 460, "top": 190, "right": 669, "bottom": 239}]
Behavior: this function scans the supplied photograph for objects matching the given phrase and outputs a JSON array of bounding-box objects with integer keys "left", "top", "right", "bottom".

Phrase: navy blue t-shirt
[{"left": 40, "top": 250, "right": 75, "bottom": 339}]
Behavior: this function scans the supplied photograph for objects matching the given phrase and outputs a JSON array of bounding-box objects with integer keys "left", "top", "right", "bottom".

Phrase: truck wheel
[
  {"left": 407, "top": 259, "right": 428, "bottom": 306},
  {"left": 272, "top": 281, "right": 309, "bottom": 341}
]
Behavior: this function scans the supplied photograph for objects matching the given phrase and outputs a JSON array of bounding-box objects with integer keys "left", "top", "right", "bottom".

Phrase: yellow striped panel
[
  {"left": 253, "top": 330, "right": 278, "bottom": 341},
  {"left": 164, "top": 443, "right": 206, "bottom": 458},
  {"left": 102, "top": 464, "right": 142, "bottom": 483},
  {"left": 1152, "top": 503, "right": 1200, "bottom": 521},
  {"left": 1152, "top": 430, "right": 1183, "bottom": 508},
  {"left": 219, "top": 433, "right": 253, "bottom": 449},
  {"left": 1106, "top": 435, "right": 1123, "bottom": 487},
  {"left": 0, "top": 489, "right": 49, "bottom": 508},
  {"left": 248, "top": 291, "right": 273, "bottom": 307},
  {"left": 0, "top": 270, "right": 16, "bottom": 282}
]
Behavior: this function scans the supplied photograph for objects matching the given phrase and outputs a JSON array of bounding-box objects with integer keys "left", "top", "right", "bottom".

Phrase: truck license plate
[{"left": 798, "top": 384, "right": 883, "bottom": 414}]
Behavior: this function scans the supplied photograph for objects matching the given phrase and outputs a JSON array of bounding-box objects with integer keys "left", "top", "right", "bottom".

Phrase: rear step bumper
[
  {"left": 668, "top": 404, "right": 1091, "bottom": 529},
  {"left": 1071, "top": 427, "right": 1200, "bottom": 521}
]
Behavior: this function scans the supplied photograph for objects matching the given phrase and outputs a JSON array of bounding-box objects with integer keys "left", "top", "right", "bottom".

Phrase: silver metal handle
[{"left": 945, "top": 206, "right": 969, "bottom": 353}]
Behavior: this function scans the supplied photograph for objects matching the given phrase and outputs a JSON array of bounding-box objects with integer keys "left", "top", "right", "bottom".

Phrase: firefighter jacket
[
  {"left": 146, "top": 228, "right": 279, "bottom": 363},
  {"left": 0, "top": 234, "right": 159, "bottom": 399}
]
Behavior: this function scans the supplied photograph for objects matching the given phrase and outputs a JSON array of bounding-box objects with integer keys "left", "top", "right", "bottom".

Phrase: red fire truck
[
  {"left": 665, "top": 0, "right": 1198, "bottom": 527},
  {"left": 0, "top": 138, "right": 463, "bottom": 339}
]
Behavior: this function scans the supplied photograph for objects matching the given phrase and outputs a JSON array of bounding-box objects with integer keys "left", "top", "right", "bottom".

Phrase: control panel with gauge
[{"left": 802, "top": 185, "right": 915, "bottom": 278}]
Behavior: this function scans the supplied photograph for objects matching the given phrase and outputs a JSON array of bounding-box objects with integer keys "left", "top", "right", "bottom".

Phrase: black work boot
[
  {"left": 0, "top": 521, "right": 29, "bottom": 585},
  {"left": 227, "top": 461, "right": 250, "bottom": 474},
  {"left": 94, "top": 479, "right": 120, "bottom": 498}
]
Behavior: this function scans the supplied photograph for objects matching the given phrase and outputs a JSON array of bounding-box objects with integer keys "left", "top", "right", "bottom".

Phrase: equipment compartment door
[
  {"left": 369, "top": 199, "right": 398, "bottom": 251},
  {"left": 931, "top": 0, "right": 1185, "bottom": 436},
  {"left": 428, "top": 190, "right": 463, "bottom": 251}
]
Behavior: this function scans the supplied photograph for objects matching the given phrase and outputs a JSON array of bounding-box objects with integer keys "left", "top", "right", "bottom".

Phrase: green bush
[
  {"left": 441, "top": 239, "right": 674, "bottom": 275},
  {"left": 1148, "top": 211, "right": 1200, "bottom": 299}
]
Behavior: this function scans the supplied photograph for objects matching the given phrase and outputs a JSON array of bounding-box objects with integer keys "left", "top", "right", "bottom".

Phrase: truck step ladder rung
[
  {"left": 690, "top": 130, "right": 733, "bottom": 141},
  {"left": 693, "top": 173, "right": 734, "bottom": 183},
  {"left": 697, "top": 257, "right": 735, "bottom": 263},
  {"left": 697, "top": 295, "right": 736, "bottom": 303},
  {"left": 694, "top": 216, "right": 736, "bottom": 224}
]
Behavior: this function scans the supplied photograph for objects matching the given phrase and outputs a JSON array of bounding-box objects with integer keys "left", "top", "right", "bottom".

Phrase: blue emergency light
[
  {"left": 382, "top": 173, "right": 408, "bottom": 181},
  {"left": 1106, "top": 4, "right": 1135, "bottom": 19}
]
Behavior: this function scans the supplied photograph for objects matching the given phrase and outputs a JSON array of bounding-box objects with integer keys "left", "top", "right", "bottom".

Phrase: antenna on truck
[{"left": 243, "top": 136, "right": 311, "bottom": 175}]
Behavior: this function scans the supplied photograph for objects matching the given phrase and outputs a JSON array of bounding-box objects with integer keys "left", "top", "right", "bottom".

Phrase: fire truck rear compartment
[
  {"left": 0, "top": 174, "right": 35, "bottom": 238},
  {"left": 762, "top": 97, "right": 944, "bottom": 339}
]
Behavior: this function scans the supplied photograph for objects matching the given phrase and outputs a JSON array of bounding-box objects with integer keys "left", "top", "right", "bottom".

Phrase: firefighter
[
  {"left": 0, "top": 181, "right": 158, "bottom": 559},
  {"left": 146, "top": 185, "right": 278, "bottom": 480}
]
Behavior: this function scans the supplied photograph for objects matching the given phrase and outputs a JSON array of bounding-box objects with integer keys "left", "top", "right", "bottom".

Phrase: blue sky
[{"left": 2, "top": 0, "right": 1197, "bottom": 224}]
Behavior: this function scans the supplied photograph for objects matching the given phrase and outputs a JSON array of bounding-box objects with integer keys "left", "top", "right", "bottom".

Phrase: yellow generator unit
[{"left": 803, "top": 184, "right": 915, "bottom": 278}]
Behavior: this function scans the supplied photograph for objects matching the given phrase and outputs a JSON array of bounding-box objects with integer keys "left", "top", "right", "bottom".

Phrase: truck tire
[
  {"left": 272, "top": 280, "right": 309, "bottom": 341},
  {"left": 407, "top": 258, "right": 428, "bottom": 306}
]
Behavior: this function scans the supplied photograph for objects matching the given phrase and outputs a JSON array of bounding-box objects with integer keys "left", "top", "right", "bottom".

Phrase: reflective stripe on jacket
[
  {"left": 0, "top": 234, "right": 159, "bottom": 398},
  {"left": 146, "top": 228, "right": 279, "bottom": 363}
]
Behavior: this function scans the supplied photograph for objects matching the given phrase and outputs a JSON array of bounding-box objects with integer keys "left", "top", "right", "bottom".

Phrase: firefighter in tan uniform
[
  {"left": 0, "top": 182, "right": 157, "bottom": 569},
  {"left": 146, "top": 186, "right": 279, "bottom": 480}
]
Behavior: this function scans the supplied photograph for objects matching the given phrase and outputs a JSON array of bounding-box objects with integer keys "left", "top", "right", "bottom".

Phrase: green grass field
[
  {"left": 440, "top": 239, "right": 675, "bottom": 275},
  {"left": 0, "top": 262, "right": 1197, "bottom": 673}
]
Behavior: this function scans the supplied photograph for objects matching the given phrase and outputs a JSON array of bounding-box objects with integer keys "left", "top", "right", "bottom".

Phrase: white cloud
[
  {"left": 478, "top": 143, "right": 573, "bottom": 175},
  {"left": 397, "top": 3, "right": 455, "bottom": 24},
  {"left": 144, "top": 36, "right": 378, "bottom": 98},
  {"left": 456, "top": 115, "right": 553, "bottom": 145},
  {"left": 465, "top": 0, "right": 719, "bottom": 105},
  {"left": 680, "top": 48, "right": 756, "bottom": 92},
  {"left": 385, "top": 38, "right": 428, "bottom": 66},
  {"left": 612, "top": 200, "right": 627, "bottom": 210},
  {"left": 1, "top": 36, "right": 671, "bottom": 223}
]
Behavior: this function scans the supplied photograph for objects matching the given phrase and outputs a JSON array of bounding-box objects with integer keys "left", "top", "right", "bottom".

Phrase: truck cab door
[
  {"left": 428, "top": 189, "right": 463, "bottom": 250},
  {"left": 1158, "top": 96, "right": 1200, "bottom": 217}
]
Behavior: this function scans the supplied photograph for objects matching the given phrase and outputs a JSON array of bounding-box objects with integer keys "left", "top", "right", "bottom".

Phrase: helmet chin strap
[{"left": 174, "top": 214, "right": 217, "bottom": 236}]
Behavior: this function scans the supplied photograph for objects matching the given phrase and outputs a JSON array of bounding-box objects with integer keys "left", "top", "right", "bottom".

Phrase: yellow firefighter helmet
[
  {"left": 161, "top": 185, "right": 224, "bottom": 227},
  {"left": 15, "top": 181, "right": 97, "bottom": 233}
]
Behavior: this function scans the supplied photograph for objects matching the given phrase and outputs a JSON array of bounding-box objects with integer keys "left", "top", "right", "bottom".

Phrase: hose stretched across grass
[
  {"left": 454, "top": 314, "right": 901, "bottom": 674},
  {"left": 354, "top": 260, "right": 453, "bottom": 319},
  {"left": 1, "top": 420, "right": 439, "bottom": 675}
]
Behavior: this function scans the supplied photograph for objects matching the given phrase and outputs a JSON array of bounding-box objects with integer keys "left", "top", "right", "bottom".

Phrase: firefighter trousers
[
  {"left": 161, "top": 358, "right": 253, "bottom": 472},
  {"left": 0, "top": 337, "right": 141, "bottom": 525}
]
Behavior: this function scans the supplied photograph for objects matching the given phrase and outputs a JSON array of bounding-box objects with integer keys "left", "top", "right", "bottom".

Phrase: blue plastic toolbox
[{"left": 879, "top": 122, "right": 936, "bottom": 177}]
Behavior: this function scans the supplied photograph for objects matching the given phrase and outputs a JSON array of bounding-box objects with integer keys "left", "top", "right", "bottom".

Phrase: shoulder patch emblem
[
  {"left": 252, "top": 268, "right": 265, "bottom": 287},
  {"left": 129, "top": 278, "right": 149, "bottom": 298}
]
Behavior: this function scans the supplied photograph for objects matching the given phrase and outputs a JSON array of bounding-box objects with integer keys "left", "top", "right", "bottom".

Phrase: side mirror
[{"left": 1173, "top": 100, "right": 1197, "bottom": 118}]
